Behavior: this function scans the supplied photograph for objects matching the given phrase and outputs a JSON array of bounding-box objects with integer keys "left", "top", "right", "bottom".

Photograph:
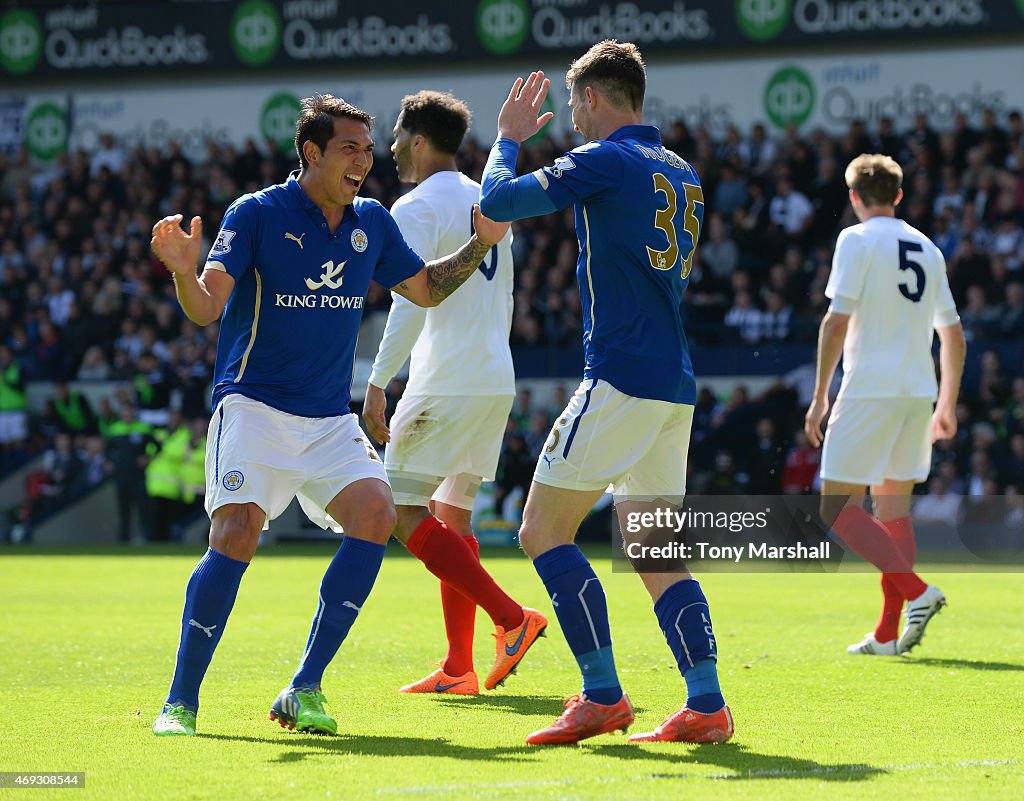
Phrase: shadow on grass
[
  {"left": 897, "top": 656, "right": 1024, "bottom": 672},
  {"left": 199, "top": 732, "right": 534, "bottom": 763},
  {"left": 589, "top": 742, "right": 886, "bottom": 781},
  {"left": 429, "top": 693, "right": 645, "bottom": 718}
]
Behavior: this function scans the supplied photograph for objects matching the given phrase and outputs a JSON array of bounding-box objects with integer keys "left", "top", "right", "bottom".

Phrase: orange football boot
[
  {"left": 526, "top": 693, "right": 634, "bottom": 745},
  {"left": 484, "top": 607, "right": 547, "bottom": 691},
  {"left": 628, "top": 704, "right": 734, "bottom": 743},
  {"left": 399, "top": 667, "right": 479, "bottom": 695}
]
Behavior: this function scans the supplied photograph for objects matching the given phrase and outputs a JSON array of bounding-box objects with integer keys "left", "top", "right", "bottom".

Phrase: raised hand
[
  {"left": 151, "top": 214, "right": 203, "bottom": 276},
  {"left": 497, "top": 71, "right": 554, "bottom": 143},
  {"left": 471, "top": 204, "right": 510, "bottom": 247}
]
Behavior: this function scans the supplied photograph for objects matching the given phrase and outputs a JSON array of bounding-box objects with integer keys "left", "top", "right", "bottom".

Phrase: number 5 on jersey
[
  {"left": 647, "top": 173, "right": 703, "bottom": 280},
  {"left": 898, "top": 240, "right": 926, "bottom": 303}
]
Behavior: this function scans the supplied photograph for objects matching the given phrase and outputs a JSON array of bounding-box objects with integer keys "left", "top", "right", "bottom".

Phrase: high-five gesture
[
  {"left": 151, "top": 214, "right": 203, "bottom": 276},
  {"left": 497, "top": 71, "right": 554, "bottom": 143}
]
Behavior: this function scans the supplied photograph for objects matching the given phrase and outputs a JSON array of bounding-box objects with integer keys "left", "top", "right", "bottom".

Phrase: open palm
[{"left": 151, "top": 214, "right": 203, "bottom": 276}]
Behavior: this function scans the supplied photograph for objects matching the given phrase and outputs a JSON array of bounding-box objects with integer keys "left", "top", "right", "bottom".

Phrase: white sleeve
[
  {"left": 367, "top": 197, "right": 438, "bottom": 390},
  {"left": 932, "top": 249, "right": 961, "bottom": 329},
  {"left": 825, "top": 229, "right": 866, "bottom": 302},
  {"left": 390, "top": 197, "right": 441, "bottom": 262},
  {"left": 367, "top": 293, "right": 427, "bottom": 389}
]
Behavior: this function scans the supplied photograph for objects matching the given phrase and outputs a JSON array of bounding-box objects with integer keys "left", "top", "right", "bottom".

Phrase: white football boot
[
  {"left": 846, "top": 632, "right": 898, "bottom": 656},
  {"left": 897, "top": 585, "right": 946, "bottom": 654}
]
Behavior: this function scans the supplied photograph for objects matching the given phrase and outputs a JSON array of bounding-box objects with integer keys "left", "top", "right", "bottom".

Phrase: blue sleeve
[
  {"left": 541, "top": 141, "right": 624, "bottom": 205},
  {"left": 373, "top": 207, "right": 426, "bottom": 289},
  {"left": 207, "top": 196, "right": 258, "bottom": 281},
  {"left": 480, "top": 138, "right": 559, "bottom": 222}
]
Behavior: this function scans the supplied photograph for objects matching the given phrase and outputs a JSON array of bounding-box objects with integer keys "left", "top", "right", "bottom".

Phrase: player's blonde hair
[
  {"left": 845, "top": 154, "right": 902, "bottom": 208},
  {"left": 565, "top": 40, "right": 646, "bottom": 112}
]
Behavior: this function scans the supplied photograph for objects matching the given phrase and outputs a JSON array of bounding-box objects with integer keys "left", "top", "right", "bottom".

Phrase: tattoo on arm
[{"left": 424, "top": 237, "right": 491, "bottom": 303}]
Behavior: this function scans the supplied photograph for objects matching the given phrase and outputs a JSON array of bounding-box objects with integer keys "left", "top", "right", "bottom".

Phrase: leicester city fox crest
[{"left": 351, "top": 228, "right": 368, "bottom": 252}]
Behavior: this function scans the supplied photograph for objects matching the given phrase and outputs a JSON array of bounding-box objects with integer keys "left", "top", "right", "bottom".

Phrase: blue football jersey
[
  {"left": 482, "top": 126, "right": 703, "bottom": 404},
  {"left": 207, "top": 173, "right": 424, "bottom": 417}
]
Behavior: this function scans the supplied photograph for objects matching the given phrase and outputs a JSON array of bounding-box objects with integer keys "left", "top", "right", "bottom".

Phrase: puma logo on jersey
[
  {"left": 305, "top": 260, "right": 345, "bottom": 290},
  {"left": 285, "top": 232, "right": 306, "bottom": 249}
]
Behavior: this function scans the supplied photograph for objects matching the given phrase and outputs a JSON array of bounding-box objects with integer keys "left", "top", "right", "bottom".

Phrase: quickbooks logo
[
  {"left": 25, "top": 103, "right": 68, "bottom": 160},
  {"left": 477, "top": 0, "right": 529, "bottom": 55},
  {"left": 736, "top": 0, "right": 791, "bottom": 40},
  {"left": 232, "top": 0, "right": 281, "bottom": 65},
  {"left": 763, "top": 65, "right": 815, "bottom": 128},
  {"left": 0, "top": 9, "right": 42, "bottom": 74},
  {"left": 261, "top": 93, "right": 301, "bottom": 150}
]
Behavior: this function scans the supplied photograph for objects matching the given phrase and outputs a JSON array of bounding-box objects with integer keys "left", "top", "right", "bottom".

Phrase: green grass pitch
[{"left": 1, "top": 545, "right": 1022, "bottom": 800}]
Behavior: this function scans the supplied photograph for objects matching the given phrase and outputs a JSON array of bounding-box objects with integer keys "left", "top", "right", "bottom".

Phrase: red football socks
[
  {"left": 874, "top": 516, "right": 918, "bottom": 643},
  {"left": 833, "top": 507, "right": 927, "bottom": 600},
  {"left": 440, "top": 535, "right": 480, "bottom": 676},
  {"left": 406, "top": 516, "right": 524, "bottom": 632}
]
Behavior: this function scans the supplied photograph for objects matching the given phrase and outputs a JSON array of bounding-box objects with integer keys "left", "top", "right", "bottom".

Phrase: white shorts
[
  {"left": 385, "top": 394, "right": 513, "bottom": 510},
  {"left": 205, "top": 394, "right": 389, "bottom": 529},
  {"left": 0, "top": 410, "right": 27, "bottom": 444},
  {"left": 534, "top": 379, "right": 693, "bottom": 499},
  {"left": 821, "top": 396, "right": 933, "bottom": 486}
]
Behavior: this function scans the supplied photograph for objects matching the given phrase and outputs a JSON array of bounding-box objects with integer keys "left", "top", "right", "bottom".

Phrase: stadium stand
[{"left": 1, "top": 110, "right": 1022, "bottom": 540}]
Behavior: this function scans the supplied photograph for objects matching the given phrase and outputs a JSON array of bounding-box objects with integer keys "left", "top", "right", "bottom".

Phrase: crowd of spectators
[{"left": 1, "top": 106, "right": 1022, "bottom": 539}]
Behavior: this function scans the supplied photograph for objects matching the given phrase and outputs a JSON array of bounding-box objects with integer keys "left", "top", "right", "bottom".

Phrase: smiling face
[{"left": 306, "top": 116, "right": 374, "bottom": 208}]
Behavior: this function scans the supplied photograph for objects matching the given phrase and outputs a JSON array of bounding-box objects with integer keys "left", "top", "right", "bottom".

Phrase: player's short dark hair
[
  {"left": 399, "top": 91, "right": 472, "bottom": 156},
  {"left": 565, "top": 40, "right": 645, "bottom": 113},
  {"left": 845, "top": 153, "right": 902, "bottom": 208},
  {"left": 294, "top": 94, "right": 374, "bottom": 169}
]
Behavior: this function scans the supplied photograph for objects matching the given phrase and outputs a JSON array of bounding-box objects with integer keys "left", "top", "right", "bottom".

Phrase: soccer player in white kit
[
  {"left": 363, "top": 91, "right": 546, "bottom": 695},
  {"left": 805, "top": 153, "right": 966, "bottom": 656}
]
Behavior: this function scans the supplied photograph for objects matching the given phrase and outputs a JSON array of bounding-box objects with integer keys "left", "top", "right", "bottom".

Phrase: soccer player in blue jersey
[
  {"left": 480, "top": 41, "right": 733, "bottom": 745},
  {"left": 149, "top": 94, "right": 510, "bottom": 737}
]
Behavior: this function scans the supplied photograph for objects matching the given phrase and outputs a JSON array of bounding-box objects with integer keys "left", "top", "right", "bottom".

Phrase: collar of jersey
[
  {"left": 285, "top": 170, "right": 361, "bottom": 222},
  {"left": 415, "top": 170, "right": 462, "bottom": 191},
  {"left": 607, "top": 124, "right": 662, "bottom": 144}
]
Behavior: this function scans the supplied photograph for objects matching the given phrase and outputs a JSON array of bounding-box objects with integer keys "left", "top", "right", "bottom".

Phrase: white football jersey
[
  {"left": 368, "top": 170, "right": 515, "bottom": 397},
  {"left": 826, "top": 216, "right": 959, "bottom": 400}
]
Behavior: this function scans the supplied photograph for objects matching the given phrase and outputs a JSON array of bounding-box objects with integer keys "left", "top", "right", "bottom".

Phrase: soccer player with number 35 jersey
[
  {"left": 149, "top": 94, "right": 510, "bottom": 737},
  {"left": 805, "top": 153, "right": 966, "bottom": 657},
  {"left": 480, "top": 41, "right": 734, "bottom": 745}
]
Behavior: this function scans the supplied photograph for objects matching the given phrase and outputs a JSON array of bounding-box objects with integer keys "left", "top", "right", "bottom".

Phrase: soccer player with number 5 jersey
[
  {"left": 805, "top": 154, "right": 966, "bottom": 657},
  {"left": 480, "top": 41, "right": 733, "bottom": 745}
]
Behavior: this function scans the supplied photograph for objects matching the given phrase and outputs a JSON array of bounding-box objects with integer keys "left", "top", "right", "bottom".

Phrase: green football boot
[
  {"left": 153, "top": 703, "right": 197, "bottom": 736},
  {"left": 270, "top": 686, "right": 337, "bottom": 735}
]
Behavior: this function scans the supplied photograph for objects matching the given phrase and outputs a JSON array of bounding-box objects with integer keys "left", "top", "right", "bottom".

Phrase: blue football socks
[
  {"left": 654, "top": 578, "right": 725, "bottom": 714},
  {"left": 534, "top": 544, "right": 622, "bottom": 706},
  {"left": 291, "top": 536, "right": 386, "bottom": 690},
  {"left": 166, "top": 548, "right": 249, "bottom": 711}
]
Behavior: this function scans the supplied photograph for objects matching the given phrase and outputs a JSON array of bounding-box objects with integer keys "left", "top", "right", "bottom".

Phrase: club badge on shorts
[
  {"left": 222, "top": 470, "right": 245, "bottom": 491},
  {"left": 351, "top": 228, "right": 368, "bottom": 252}
]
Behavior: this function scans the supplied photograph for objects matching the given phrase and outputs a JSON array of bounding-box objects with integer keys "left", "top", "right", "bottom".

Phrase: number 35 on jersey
[{"left": 646, "top": 172, "right": 704, "bottom": 280}]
